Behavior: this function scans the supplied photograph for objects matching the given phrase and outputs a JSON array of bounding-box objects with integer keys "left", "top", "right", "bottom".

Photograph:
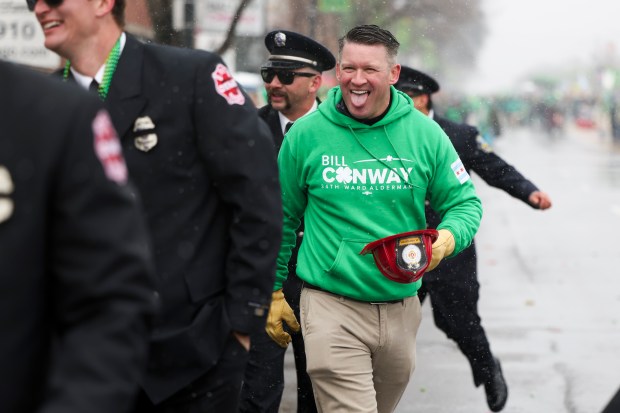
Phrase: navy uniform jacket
[
  {"left": 100, "top": 35, "right": 282, "bottom": 402},
  {"left": 0, "top": 61, "right": 155, "bottom": 413},
  {"left": 258, "top": 98, "right": 321, "bottom": 151},
  {"left": 425, "top": 115, "right": 538, "bottom": 280},
  {"left": 258, "top": 104, "right": 286, "bottom": 151}
]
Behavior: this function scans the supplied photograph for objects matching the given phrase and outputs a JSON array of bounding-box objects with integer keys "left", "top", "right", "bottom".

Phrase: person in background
[
  {"left": 267, "top": 25, "right": 482, "bottom": 412},
  {"left": 602, "top": 386, "right": 620, "bottom": 413},
  {"left": 0, "top": 60, "right": 156, "bottom": 413},
  {"left": 395, "top": 65, "right": 553, "bottom": 412},
  {"left": 240, "top": 30, "right": 335, "bottom": 413},
  {"left": 29, "top": 0, "right": 282, "bottom": 411}
]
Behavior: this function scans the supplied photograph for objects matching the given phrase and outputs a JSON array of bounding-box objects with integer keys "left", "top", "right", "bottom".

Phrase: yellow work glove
[
  {"left": 265, "top": 289, "right": 300, "bottom": 348},
  {"left": 427, "top": 229, "right": 455, "bottom": 272}
]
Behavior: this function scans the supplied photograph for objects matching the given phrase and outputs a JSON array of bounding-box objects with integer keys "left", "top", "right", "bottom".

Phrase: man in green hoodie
[{"left": 266, "top": 24, "right": 482, "bottom": 413}]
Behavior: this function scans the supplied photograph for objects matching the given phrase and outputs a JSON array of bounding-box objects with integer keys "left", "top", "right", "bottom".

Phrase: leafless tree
[
  {"left": 144, "top": 0, "right": 485, "bottom": 86},
  {"left": 216, "top": 0, "right": 253, "bottom": 55}
]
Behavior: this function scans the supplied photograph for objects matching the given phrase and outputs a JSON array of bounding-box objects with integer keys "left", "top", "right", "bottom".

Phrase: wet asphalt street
[{"left": 279, "top": 124, "right": 620, "bottom": 413}]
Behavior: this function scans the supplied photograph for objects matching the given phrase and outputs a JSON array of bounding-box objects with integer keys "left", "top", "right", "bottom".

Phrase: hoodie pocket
[{"left": 326, "top": 238, "right": 374, "bottom": 277}]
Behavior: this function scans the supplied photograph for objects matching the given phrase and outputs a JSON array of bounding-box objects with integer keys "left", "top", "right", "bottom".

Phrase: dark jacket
[
  {"left": 258, "top": 104, "right": 286, "bottom": 151},
  {"left": 425, "top": 115, "right": 538, "bottom": 280},
  {"left": 257, "top": 104, "right": 315, "bottom": 279},
  {"left": 0, "top": 61, "right": 155, "bottom": 413},
  {"left": 100, "top": 35, "right": 282, "bottom": 402}
]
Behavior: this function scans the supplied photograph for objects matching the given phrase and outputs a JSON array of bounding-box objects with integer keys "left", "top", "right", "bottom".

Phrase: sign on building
[
  {"left": 195, "top": 0, "right": 265, "bottom": 37},
  {"left": 0, "top": 0, "right": 60, "bottom": 69}
]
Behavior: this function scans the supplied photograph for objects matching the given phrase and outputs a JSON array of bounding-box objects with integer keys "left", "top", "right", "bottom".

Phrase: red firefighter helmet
[{"left": 360, "top": 229, "right": 439, "bottom": 284}]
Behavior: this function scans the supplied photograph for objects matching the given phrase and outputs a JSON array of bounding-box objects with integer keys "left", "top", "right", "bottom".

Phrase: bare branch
[{"left": 217, "top": 0, "right": 253, "bottom": 56}]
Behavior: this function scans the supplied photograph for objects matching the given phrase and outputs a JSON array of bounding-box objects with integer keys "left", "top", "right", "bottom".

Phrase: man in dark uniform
[
  {"left": 0, "top": 60, "right": 156, "bottom": 413},
  {"left": 29, "top": 0, "right": 282, "bottom": 411},
  {"left": 395, "top": 66, "right": 553, "bottom": 412},
  {"left": 240, "top": 30, "right": 335, "bottom": 413}
]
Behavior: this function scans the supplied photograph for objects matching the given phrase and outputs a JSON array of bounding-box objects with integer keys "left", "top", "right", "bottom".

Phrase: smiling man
[
  {"left": 267, "top": 24, "right": 483, "bottom": 412},
  {"left": 27, "top": 0, "right": 282, "bottom": 412}
]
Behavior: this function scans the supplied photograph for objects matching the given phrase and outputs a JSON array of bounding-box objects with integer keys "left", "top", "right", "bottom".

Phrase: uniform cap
[
  {"left": 262, "top": 30, "right": 336, "bottom": 72},
  {"left": 395, "top": 66, "right": 440, "bottom": 96}
]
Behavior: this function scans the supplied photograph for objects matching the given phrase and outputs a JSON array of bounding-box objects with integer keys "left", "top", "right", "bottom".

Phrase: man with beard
[{"left": 239, "top": 30, "right": 335, "bottom": 413}]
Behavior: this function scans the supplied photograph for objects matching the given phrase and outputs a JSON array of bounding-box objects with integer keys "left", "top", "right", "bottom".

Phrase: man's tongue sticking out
[{"left": 351, "top": 91, "right": 369, "bottom": 108}]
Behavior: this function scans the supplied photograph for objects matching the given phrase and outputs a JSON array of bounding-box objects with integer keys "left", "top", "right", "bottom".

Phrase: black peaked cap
[
  {"left": 395, "top": 66, "right": 440, "bottom": 95},
  {"left": 262, "top": 30, "right": 336, "bottom": 72}
]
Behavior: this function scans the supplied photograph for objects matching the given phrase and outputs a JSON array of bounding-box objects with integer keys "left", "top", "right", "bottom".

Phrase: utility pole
[
  {"left": 308, "top": 0, "right": 318, "bottom": 39},
  {"left": 183, "top": 0, "right": 195, "bottom": 48}
]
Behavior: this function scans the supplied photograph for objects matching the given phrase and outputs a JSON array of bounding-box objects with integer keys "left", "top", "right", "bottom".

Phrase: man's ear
[
  {"left": 389, "top": 64, "right": 401, "bottom": 85},
  {"left": 310, "top": 73, "right": 322, "bottom": 93},
  {"left": 94, "top": 0, "right": 115, "bottom": 18},
  {"left": 420, "top": 94, "right": 430, "bottom": 107}
]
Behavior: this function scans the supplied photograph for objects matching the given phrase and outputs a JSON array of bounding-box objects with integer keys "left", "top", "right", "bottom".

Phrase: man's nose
[{"left": 351, "top": 70, "right": 367, "bottom": 85}]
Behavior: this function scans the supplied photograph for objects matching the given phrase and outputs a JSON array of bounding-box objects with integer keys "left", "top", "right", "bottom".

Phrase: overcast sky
[{"left": 465, "top": 0, "right": 620, "bottom": 93}]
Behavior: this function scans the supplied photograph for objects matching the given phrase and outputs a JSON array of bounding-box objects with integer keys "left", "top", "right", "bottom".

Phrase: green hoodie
[{"left": 276, "top": 86, "right": 482, "bottom": 301}]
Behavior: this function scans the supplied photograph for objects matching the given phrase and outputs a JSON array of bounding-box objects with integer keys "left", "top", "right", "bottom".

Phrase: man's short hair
[{"left": 338, "top": 25, "right": 400, "bottom": 61}]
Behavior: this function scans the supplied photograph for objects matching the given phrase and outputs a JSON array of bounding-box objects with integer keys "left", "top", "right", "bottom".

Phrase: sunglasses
[
  {"left": 260, "top": 68, "right": 316, "bottom": 85},
  {"left": 26, "top": 0, "right": 63, "bottom": 11}
]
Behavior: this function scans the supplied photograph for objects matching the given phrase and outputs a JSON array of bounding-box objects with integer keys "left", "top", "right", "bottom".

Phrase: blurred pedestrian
[
  {"left": 0, "top": 60, "right": 156, "bottom": 413},
  {"left": 29, "top": 0, "right": 283, "bottom": 411},
  {"left": 601, "top": 386, "right": 620, "bottom": 413},
  {"left": 240, "top": 30, "right": 335, "bottom": 413},
  {"left": 395, "top": 65, "right": 553, "bottom": 412},
  {"left": 267, "top": 25, "right": 482, "bottom": 412}
]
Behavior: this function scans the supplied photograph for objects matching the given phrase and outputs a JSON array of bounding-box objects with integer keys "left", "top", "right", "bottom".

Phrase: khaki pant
[{"left": 300, "top": 287, "right": 422, "bottom": 413}]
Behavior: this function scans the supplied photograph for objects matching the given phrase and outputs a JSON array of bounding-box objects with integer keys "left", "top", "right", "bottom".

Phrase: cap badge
[
  {"left": 274, "top": 32, "right": 287, "bottom": 47},
  {"left": 400, "top": 241, "right": 423, "bottom": 270},
  {"left": 396, "top": 235, "right": 428, "bottom": 272}
]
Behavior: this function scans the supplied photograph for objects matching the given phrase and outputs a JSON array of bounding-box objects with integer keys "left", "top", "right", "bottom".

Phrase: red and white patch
[
  {"left": 211, "top": 63, "right": 246, "bottom": 106},
  {"left": 92, "top": 109, "right": 128, "bottom": 184}
]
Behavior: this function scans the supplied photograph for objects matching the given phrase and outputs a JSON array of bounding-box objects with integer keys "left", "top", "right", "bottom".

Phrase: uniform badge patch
[
  {"left": 401, "top": 244, "right": 423, "bottom": 269},
  {"left": 0, "top": 165, "right": 14, "bottom": 223},
  {"left": 451, "top": 158, "right": 470, "bottom": 184},
  {"left": 92, "top": 109, "right": 128, "bottom": 185},
  {"left": 211, "top": 63, "right": 245, "bottom": 106},
  {"left": 133, "top": 116, "right": 158, "bottom": 152}
]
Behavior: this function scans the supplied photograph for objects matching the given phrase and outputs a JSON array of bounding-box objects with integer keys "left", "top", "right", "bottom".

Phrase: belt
[{"left": 302, "top": 282, "right": 404, "bottom": 305}]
